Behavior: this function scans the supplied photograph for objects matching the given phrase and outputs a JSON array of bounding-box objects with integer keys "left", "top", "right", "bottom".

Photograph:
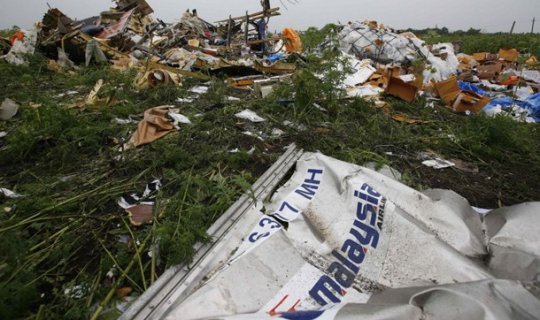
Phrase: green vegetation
[
  {"left": 1, "top": 29, "right": 539, "bottom": 319},
  {"left": 424, "top": 33, "right": 540, "bottom": 57}
]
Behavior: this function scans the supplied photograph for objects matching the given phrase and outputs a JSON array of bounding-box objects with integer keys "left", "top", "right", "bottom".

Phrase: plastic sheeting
[
  {"left": 458, "top": 80, "right": 488, "bottom": 97},
  {"left": 338, "top": 22, "right": 458, "bottom": 84},
  {"left": 1, "top": 29, "right": 38, "bottom": 65},
  {"left": 483, "top": 93, "right": 540, "bottom": 123},
  {"left": 339, "top": 22, "right": 417, "bottom": 64},
  {"left": 163, "top": 152, "right": 540, "bottom": 320}
]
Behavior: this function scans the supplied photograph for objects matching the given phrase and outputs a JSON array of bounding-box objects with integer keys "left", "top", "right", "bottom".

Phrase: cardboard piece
[
  {"left": 385, "top": 76, "right": 420, "bottom": 102},
  {"left": 367, "top": 73, "right": 389, "bottom": 88},
  {"left": 254, "top": 61, "right": 296, "bottom": 75},
  {"left": 486, "top": 53, "right": 499, "bottom": 61},
  {"left": 126, "top": 204, "right": 154, "bottom": 226},
  {"left": 451, "top": 93, "right": 490, "bottom": 113},
  {"left": 434, "top": 76, "right": 461, "bottom": 105},
  {"left": 498, "top": 48, "right": 519, "bottom": 62},
  {"left": 188, "top": 39, "right": 200, "bottom": 47},
  {"left": 526, "top": 56, "right": 538, "bottom": 66},
  {"left": 435, "top": 76, "right": 489, "bottom": 113},
  {"left": 127, "top": 106, "right": 176, "bottom": 148},
  {"left": 472, "top": 52, "right": 488, "bottom": 62},
  {"left": 477, "top": 62, "right": 503, "bottom": 80}
]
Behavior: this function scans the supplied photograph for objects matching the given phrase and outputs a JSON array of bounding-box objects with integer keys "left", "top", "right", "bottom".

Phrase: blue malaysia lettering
[{"left": 309, "top": 183, "right": 387, "bottom": 306}]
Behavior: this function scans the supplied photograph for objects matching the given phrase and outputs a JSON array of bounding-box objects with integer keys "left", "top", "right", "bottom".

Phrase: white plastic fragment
[
  {"left": 168, "top": 112, "right": 192, "bottom": 128},
  {"left": 113, "top": 118, "right": 138, "bottom": 125},
  {"left": 0, "top": 131, "right": 7, "bottom": 138},
  {"left": 480, "top": 80, "right": 507, "bottom": 92},
  {"left": 341, "top": 54, "right": 376, "bottom": 87},
  {"left": 56, "top": 90, "right": 79, "bottom": 98},
  {"left": 347, "top": 86, "right": 383, "bottom": 98},
  {"left": 0, "top": 98, "right": 20, "bottom": 120},
  {"left": 235, "top": 109, "right": 266, "bottom": 122},
  {"left": 176, "top": 97, "right": 195, "bottom": 103},
  {"left": 422, "top": 158, "right": 456, "bottom": 169},
  {"left": 64, "top": 285, "right": 86, "bottom": 299},
  {"left": 283, "top": 120, "right": 306, "bottom": 131},
  {"left": 188, "top": 86, "right": 209, "bottom": 94},
  {"left": 271, "top": 128, "right": 285, "bottom": 138},
  {"left": 0, "top": 188, "right": 23, "bottom": 198},
  {"left": 515, "top": 86, "right": 534, "bottom": 101}
]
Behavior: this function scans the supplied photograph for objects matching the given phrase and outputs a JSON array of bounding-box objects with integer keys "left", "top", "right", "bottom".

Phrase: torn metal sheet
[{"left": 122, "top": 151, "right": 540, "bottom": 320}]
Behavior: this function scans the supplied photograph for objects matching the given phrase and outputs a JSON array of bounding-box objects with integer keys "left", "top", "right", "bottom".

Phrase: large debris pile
[
  {"left": 2, "top": 0, "right": 301, "bottom": 85},
  {"left": 2, "top": 4, "right": 539, "bottom": 122},
  {"left": 334, "top": 21, "right": 540, "bottom": 122}
]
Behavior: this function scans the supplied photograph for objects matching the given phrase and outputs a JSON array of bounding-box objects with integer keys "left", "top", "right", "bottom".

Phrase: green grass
[
  {"left": 1, "top": 32, "right": 540, "bottom": 319},
  {"left": 423, "top": 33, "right": 540, "bottom": 57}
]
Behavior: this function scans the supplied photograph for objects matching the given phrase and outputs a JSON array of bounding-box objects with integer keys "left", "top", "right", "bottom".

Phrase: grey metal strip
[{"left": 121, "top": 143, "right": 303, "bottom": 320}]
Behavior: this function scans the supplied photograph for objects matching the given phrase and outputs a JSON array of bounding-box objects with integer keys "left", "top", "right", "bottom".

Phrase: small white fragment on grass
[
  {"left": 229, "top": 148, "right": 240, "bottom": 153},
  {"left": 114, "top": 118, "right": 138, "bottom": 125},
  {"left": 313, "top": 103, "right": 327, "bottom": 112},
  {"left": 188, "top": 86, "right": 209, "bottom": 94},
  {"left": 283, "top": 120, "right": 306, "bottom": 131},
  {"left": 0, "top": 188, "right": 23, "bottom": 198},
  {"left": 106, "top": 267, "right": 116, "bottom": 278},
  {"left": 0, "top": 98, "right": 19, "bottom": 120},
  {"left": 271, "top": 128, "right": 285, "bottom": 138},
  {"left": 117, "top": 235, "right": 130, "bottom": 244},
  {"left": 55, "top": 90, "right": 79, "bottom": 98},
  {"left": 227, "top": 96, "right": 241, "bottom": 101},
  {"left": 247, "top": 147, "right": 256, "bottom": 155},
  {"left": 242, "top": 131, "right": 265, "bottom": 141},
  {"left": 116, "top": 296, "right": 136, "bottom": 313},
  {"left": 0, "top": 131, "right": 7, "bottom": 138},
  {"left": 422, "top": 158, "right": 455, "bottom": 169},
  {"left": 64, "top": 285, "right": 85, "bottom": 299},
  {"left": 235, "top": 109, "right": 266, "bottom": 123},
  {"left": 176, "top": 97, "right": 195, "bottom": 103},
  {"left": 168, "top": 112, "right": 192, "bottom": 129}
]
